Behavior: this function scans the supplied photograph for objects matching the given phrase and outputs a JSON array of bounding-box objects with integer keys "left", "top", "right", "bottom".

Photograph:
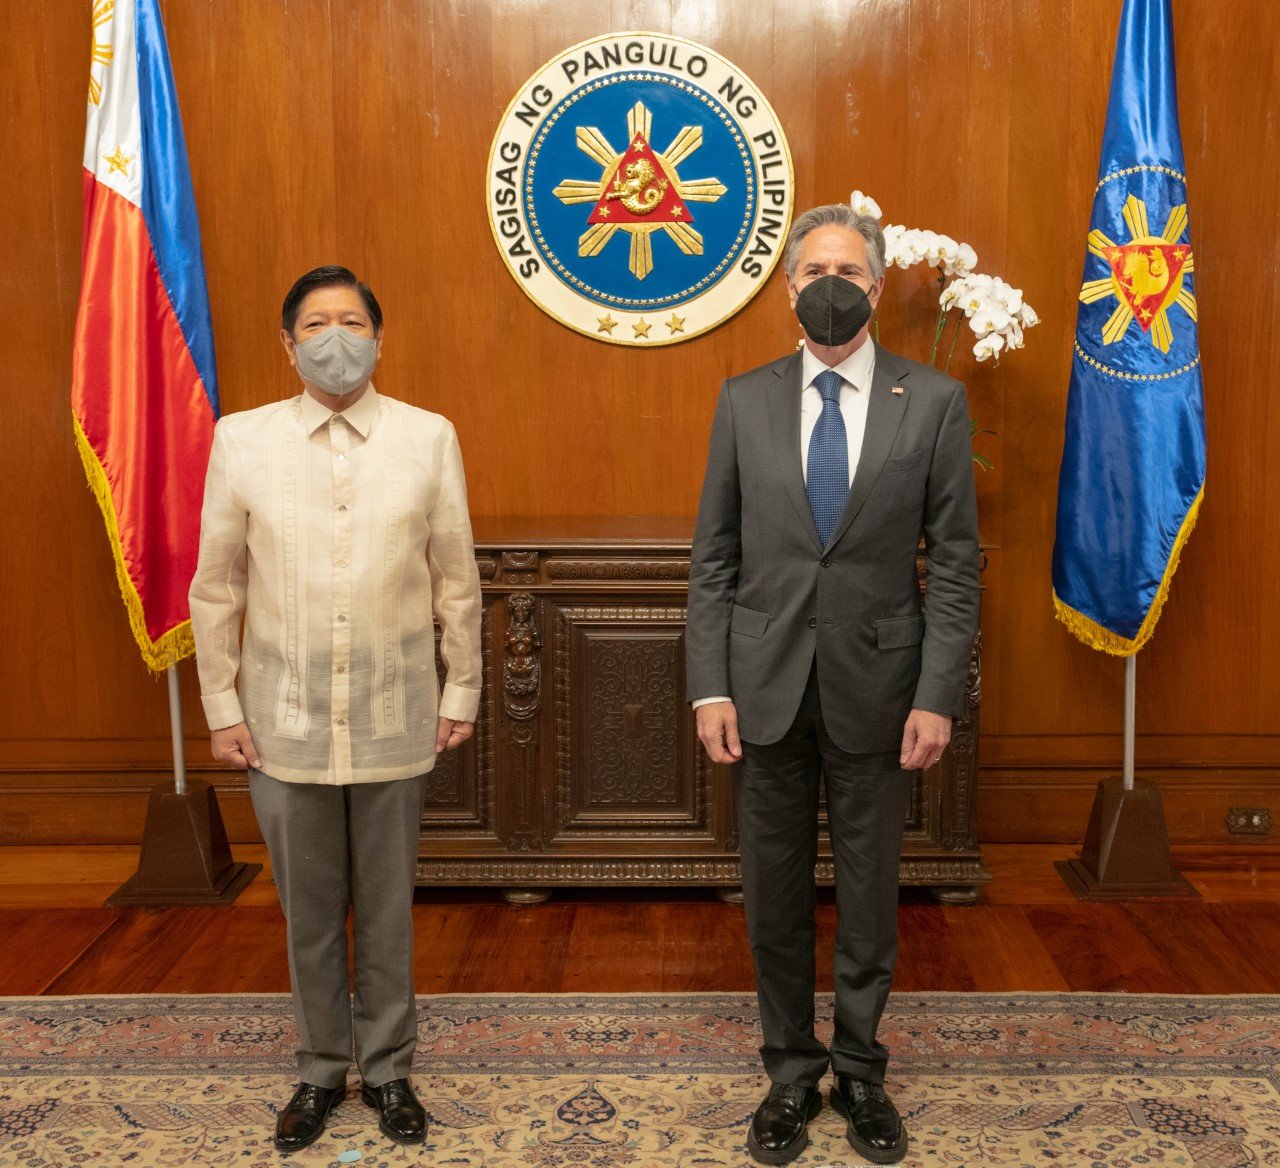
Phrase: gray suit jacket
[{"left": 686, "top": 346, "right": 980, "bottom": 753}]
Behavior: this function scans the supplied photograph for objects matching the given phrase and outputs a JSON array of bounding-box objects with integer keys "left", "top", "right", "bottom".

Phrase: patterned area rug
[{"left": 1, "top": 992, "right": 1278, "bottom": 1166}]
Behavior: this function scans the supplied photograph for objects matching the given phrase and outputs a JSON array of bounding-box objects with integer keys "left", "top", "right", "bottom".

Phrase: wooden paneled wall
[{"left": 4, "top": 0, "right": 1278, "bottom": 845}]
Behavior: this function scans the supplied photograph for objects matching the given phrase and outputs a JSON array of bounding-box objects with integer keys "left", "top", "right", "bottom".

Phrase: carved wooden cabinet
[{"left": 419, "top": 517, "right": 991, "bottom": 902}]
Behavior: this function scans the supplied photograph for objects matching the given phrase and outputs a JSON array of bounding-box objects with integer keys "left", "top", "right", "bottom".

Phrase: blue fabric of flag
[
  {"left": 1051, "top": 0, "right": 1205, "bottom": 656},
  {"left": 135, "top": 0, "right": 219, "bottom": 416}
]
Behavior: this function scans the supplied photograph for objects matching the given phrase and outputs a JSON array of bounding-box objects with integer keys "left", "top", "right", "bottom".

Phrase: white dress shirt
[
  {"left": 190, "top": 387, "right": 482, "bottom": 785},
  {"left": 693, "top": 340, "right": 877, "bottom": 710},
  {"left": 799, "top": 338, "right": 876, "bottom": 486}
]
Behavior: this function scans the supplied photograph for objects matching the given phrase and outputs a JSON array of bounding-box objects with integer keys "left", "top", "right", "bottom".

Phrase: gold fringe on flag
[
  {"left": 1053, "top": 484, "right": 1205, "bottom": 657},
  {"left": 72, "top": 414, "right": 196, "bottom": 673}
]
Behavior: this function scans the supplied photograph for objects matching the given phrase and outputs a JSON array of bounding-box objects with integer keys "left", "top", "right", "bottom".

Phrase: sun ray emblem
[
  {"left": 88, "top": 0, "right": 115, "bottom": 106},
  {"left": 1079, "top": 193, "right": 1197, "bottom": 354},
  {"left": 552, "top": 102, "right": 727, "bottom": 281}
]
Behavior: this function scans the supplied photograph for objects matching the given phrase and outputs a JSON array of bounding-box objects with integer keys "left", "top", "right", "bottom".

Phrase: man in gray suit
[{"left": 687, "top": 204, "right": 979, "bottom": 1165}]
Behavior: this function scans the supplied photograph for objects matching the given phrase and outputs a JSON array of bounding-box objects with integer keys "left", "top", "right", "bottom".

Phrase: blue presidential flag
[{"left": 1052, "top": 0, "right": 1206, "bottom": 656}]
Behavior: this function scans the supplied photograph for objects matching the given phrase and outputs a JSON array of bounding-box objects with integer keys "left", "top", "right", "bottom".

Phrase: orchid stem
[
  {"left": 943, "top": 310, "right": 964, "bottom": 374},
  {"left": 928, "top": 269, "right": 948, "bottom": 367}
]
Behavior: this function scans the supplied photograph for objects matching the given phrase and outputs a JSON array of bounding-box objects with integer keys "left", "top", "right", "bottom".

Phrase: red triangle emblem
[
  {"left": 588, "top": 134, "right": 693, "bottom": 226},
  {"left": 1104, "top": 243, "right": 1189, "bottom": 331}
]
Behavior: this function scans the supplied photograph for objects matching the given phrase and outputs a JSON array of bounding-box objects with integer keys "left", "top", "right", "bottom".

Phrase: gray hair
[{"left": 783, "top": 204, "right": 886, "bottom": 283}]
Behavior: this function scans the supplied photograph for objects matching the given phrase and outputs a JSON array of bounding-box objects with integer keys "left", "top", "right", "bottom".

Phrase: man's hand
[
  {"left": 211, "top": 722, "right": 262, "bottom": 770},
  {"left": 436, "top": 718, "right": 474, "bottom": 753},
  {"left": 900, "top": 707, "right": 952, "bottom": 771},
  {"left": 696, "top": 701, "right": 743, "bottom": 765}
]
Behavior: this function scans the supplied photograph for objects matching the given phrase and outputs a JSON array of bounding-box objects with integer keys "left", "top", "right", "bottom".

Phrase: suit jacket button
[
  {"left": 820, "top": 556, "right": 831, "bottom": 567},
  {"left": 807, "top": 617, "right": 817, "bottom": 628}
]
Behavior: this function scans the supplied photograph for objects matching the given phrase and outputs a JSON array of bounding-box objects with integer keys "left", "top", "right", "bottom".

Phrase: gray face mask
[{"left": 293, "top": 326, "right": 378, "bottom": 396}]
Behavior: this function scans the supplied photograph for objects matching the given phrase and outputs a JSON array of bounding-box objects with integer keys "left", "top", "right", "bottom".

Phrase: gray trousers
[
  {"left": 249, "top": 770, "right": 427, "bottom": 1088},
  {"left": 738, "top": 663, "right": 908, "bottom": 1087}
]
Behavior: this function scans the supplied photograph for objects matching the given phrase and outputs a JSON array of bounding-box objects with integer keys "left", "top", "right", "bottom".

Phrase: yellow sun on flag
[
  {"left": 1078, "top": 193, "right": 1197, "bottom": 355},
  {"left": 89, "top": 0, "right": 115, "bottom": 106}
]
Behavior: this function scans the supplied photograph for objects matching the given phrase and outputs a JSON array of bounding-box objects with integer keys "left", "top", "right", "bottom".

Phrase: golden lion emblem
[{"left": 606, "top": 158, "right": 669, "bottom": 216}]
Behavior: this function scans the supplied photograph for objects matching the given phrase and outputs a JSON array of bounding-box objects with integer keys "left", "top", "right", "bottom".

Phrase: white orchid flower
[
  {"left": 893, "top": 229, "right": 922, "bottom": 269},
  {"left": 973, "top": 333, "right": 1005, "bottom": 362},
  {"left": 853, "top": 199, "right": 1032, "bottom": 376},
  {"left": 882, "top": 223, "right": 907, "bottom": 266},
  {"left": 992, "top": 281, "right": 1023, "bottom": 315},
  {"left": 970, "top": 306, "right": 1013, "bottom": 337},
  {"left": 931, "top": 235, "right": 960, "bottom": 271},
  {"left": 902, "top": 229, "right": 928, "bottom": 264},
  {"left": 941, "top": 240, "right": 976, "bottom": 277},
  {"left": 849, "top": 189, "right": 883, "bottom": 219}
]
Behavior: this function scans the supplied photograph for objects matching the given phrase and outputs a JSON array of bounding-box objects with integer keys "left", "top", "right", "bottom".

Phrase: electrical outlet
[{"left": 1226, "top": 807, "right": 1272, "bottom": 836}]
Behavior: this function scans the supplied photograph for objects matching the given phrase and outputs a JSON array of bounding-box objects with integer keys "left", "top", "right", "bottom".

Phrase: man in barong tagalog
[{"left": 190, "top": 266, "right": 481, "bottom": 1152}]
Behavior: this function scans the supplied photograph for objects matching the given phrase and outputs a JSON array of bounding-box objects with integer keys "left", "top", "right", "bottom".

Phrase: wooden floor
[{"left": 0, "top": 844, "right": 1278, "bottom": 997}]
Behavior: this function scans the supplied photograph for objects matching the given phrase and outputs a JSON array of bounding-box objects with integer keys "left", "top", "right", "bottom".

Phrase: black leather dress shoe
[
  {"left": 746, "top": 1082, "right": 821, "bottom": 1165},
  {"left": 274, "top": 1081, "right": 346, "bottom": 1152},
  {"left": 829, "top": 1074, "right": 908, "bottom": 1164},
  {"left": 361, "top": 1078, "right": 427, "bottom": 1144}
]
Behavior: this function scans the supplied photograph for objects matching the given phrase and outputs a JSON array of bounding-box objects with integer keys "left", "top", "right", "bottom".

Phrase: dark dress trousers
[{"left": 686, "top": 346, "right": 980, "bottom": 1086}]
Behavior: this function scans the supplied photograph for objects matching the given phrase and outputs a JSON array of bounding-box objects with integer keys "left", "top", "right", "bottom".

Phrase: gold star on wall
[
  {"left": 665, "top": 313, "right": 686, "bottom": 335},
  {"left": 102, "top": 145, "right": 134, "bottom": 176},
  {"left": 632, "top": 318, "right": 652, "bottom": 339},
  {"left": 597, "top": 314, "right": 619, "bottom": 335}
]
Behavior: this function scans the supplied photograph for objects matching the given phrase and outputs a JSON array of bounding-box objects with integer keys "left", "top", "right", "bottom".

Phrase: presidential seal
[
  {"left": 487, "top": 33, "right": 794, "bottom": 346},
  {"left": 1079, "top": 186, "right": 1197, "bottom": 355}
]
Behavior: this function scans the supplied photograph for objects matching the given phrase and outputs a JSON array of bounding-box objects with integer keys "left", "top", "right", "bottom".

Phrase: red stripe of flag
[{"left": 72, "top": 171, "right": 215, "bottom": 662}]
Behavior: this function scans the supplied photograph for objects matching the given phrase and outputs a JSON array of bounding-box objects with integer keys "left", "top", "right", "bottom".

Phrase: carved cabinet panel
[
  {"left": 423, "top": 601, "right": 502, "bottom": 845},
  {"left": 418, "top": 519, "right": 990, "bottom": 898},
  {"left": 549, "top": 603, "right": 711, "bottom": 841}
]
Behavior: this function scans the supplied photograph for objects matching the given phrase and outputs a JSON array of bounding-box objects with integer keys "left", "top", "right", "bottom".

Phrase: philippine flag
[{"left": 72, "top": 0, "right": 219, "bottom": 671}]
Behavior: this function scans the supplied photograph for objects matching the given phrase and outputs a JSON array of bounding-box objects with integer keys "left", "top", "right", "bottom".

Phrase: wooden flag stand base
[
  {"left": 106, "top": 780, "right": 260, "bottom": 908},
  {"left": 1055, "top": 776, "right": 1198, "bottom": 900}
]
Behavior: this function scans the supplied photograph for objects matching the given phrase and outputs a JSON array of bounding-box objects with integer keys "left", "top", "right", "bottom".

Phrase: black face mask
[{"left": 794, "top": 275, "right": 873, "bottom": 347}]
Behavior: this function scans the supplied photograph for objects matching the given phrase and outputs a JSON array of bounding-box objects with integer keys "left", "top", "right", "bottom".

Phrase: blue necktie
[{"left": 806, "top": 369, "right": 849, "bottom": 546}]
